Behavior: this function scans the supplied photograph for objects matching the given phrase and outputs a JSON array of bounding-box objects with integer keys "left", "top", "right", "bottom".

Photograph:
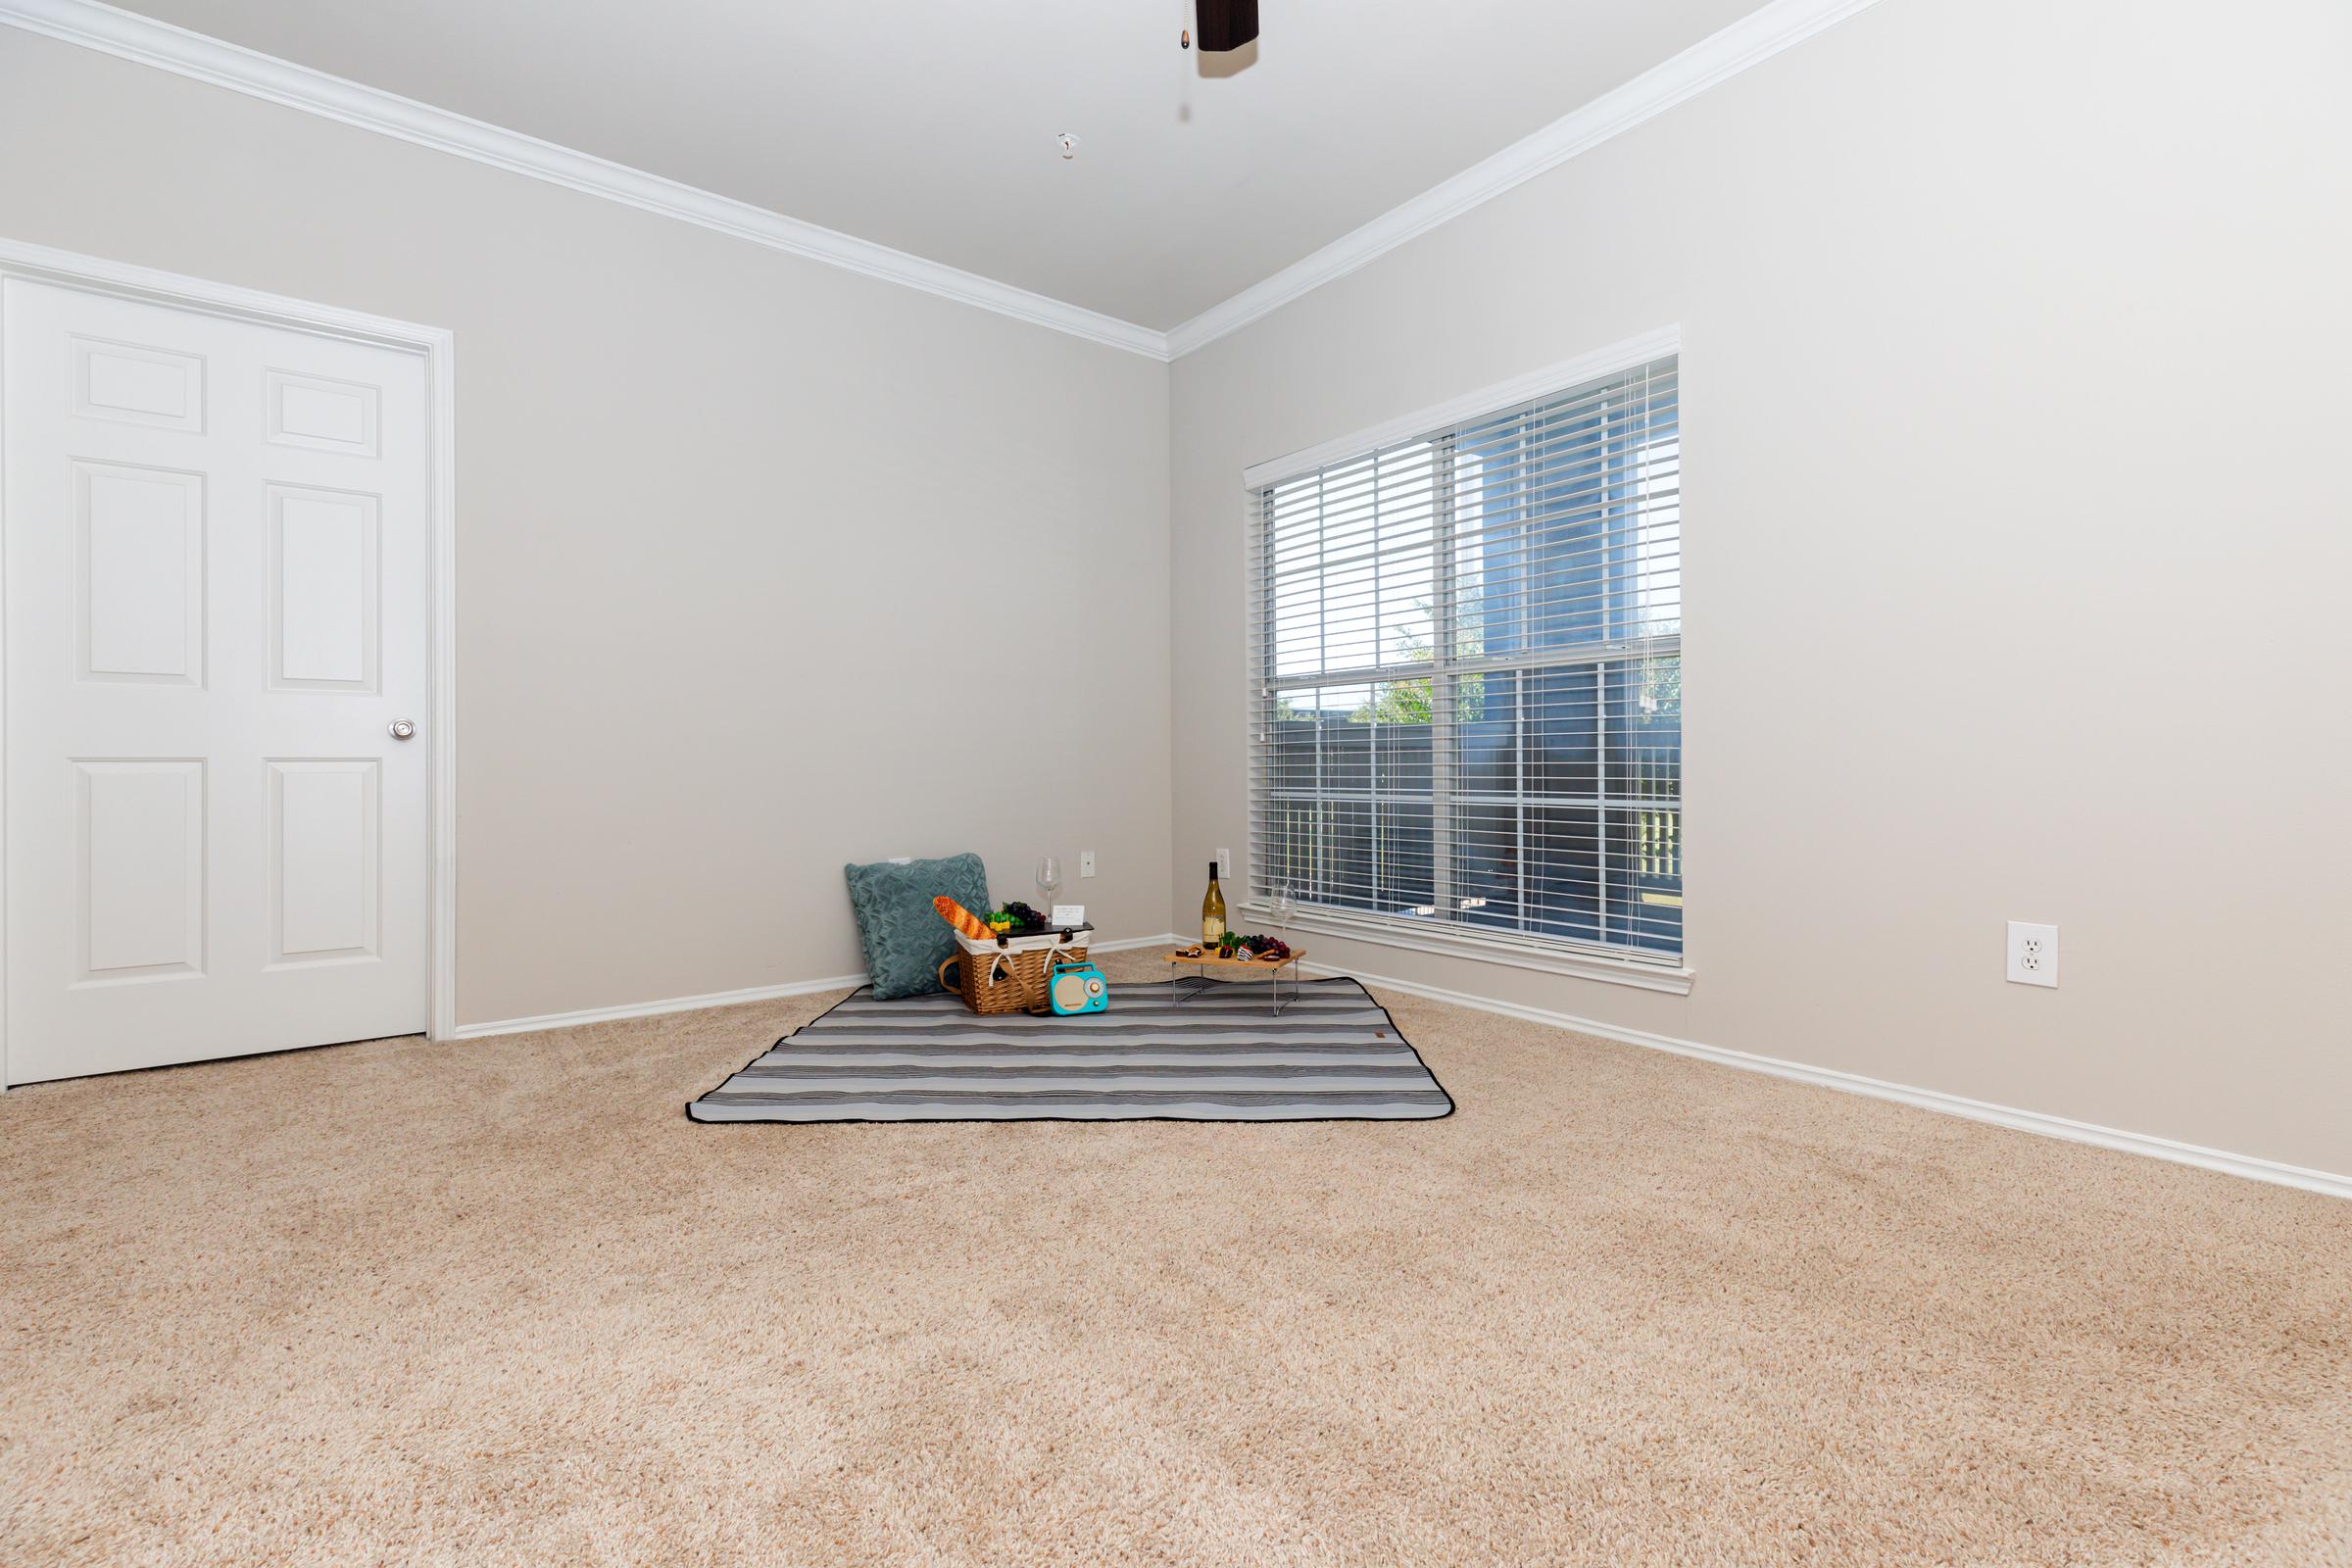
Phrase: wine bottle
[{"left": 1201, "top": 861, "right": 1227, "bottom": 944}]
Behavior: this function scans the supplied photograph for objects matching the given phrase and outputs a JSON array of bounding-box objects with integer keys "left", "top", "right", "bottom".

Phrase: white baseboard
[
  {"left": 1088, "top": 931, "right": 1186, "bottom": 955},
  {"left": 1311, "top": 961, "right": 2352, "bottom": 1201},
  {"left": 448, "top": 973, "right": 867, "bottom": 1041},
  {"left": 449, "top": 931, "right": 1184, "bottom": 1042}
]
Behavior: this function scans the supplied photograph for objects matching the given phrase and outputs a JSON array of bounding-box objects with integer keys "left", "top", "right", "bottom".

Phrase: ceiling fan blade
[{"left": 1195, "top": 0, "right": 1259, "bottom": 52}]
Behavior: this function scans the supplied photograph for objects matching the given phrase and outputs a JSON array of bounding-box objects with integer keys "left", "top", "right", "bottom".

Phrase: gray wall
[
  {"left": 1168, "top": 0, "right": 2352, "bottom": 1174},
  {"left": 0, "top": 31, "right": 1174, "bottom": 1026}
]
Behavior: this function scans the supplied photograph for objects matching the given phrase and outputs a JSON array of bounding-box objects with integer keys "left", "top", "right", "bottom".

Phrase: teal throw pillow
[{"left": 844, "top": 854, "right": 991, "bottom": 1001}]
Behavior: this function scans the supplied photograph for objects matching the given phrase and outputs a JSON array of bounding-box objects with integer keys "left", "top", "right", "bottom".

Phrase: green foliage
[
  {"left": 1357, "top": 677, "right": 1432, "bottom": 726},
  {"left": 1642, "top": 661, "right": 1680, "bottom": 715},
  {"left": 1347, "top": 617, "right": 1484, "bottom": 726},
  {"left": 1348, "top": 673, "right": 1485, "bottom": 727}
]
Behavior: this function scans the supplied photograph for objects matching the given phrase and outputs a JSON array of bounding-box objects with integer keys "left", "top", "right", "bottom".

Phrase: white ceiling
[{"left": 93, "top": 0, "right": 1773, "bottom": 330}]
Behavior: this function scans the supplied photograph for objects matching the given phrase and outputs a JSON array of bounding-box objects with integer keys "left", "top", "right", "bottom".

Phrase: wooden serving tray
[{"left": 1165, "top": 946, "right": 1303, "bottom": 971}]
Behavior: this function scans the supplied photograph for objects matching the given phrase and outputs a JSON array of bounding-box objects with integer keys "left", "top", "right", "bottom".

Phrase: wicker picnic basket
[{"left": 937, "top": 926, "right": 1092, "bottom": 1016}]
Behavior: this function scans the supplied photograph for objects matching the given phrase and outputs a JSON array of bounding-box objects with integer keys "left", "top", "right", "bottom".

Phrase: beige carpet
[{"left": 4, "top": 951, "right": 2349, "bottom": 1567}]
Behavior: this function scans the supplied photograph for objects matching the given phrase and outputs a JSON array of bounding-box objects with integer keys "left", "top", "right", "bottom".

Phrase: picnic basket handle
[{"left": 937, "top": 956, "right": 960, "bottom": 992}]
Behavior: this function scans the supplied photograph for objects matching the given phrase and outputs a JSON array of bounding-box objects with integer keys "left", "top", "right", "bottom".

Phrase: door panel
[
  {"left": 74, "top": 759, "right": 206, "bottom": 983},
  {"left": 269, "top": 759, "right": 380, "bottom": 966},
  {"left": 74, "top": 460, "right": 205, "bottom": 685},
  {"left": 72, "top": 334, "right": 206, "bottom": 432},
  {"left": 265, "top": 368, "right": 380, "bottom": 457},
  {"left": 5, "top": 277, "right": 431, "bottom": 1084},
  {"left": 270, "top": 485, "right": 379, "bottom": 691}
]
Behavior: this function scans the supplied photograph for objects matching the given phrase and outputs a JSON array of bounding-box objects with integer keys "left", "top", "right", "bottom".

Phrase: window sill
[{"left": 1235, "top": 902, "right": 1694, "bottom": 997}]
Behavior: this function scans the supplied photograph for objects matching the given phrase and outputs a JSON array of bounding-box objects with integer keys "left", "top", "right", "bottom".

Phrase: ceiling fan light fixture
[{"left": 1194, "top": 0, "right": 1259, "bottom": 53}]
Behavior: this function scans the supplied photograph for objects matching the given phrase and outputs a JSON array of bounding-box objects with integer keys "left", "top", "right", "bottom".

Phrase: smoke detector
[{"left": 1055, "top": 132, "right": 1080, "bottom": 160}]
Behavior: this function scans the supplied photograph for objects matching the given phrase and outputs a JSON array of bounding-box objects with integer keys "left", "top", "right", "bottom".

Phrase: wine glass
[
  {"left": 1035, "top": 856, "right": 1063, "bottom": 919},
  {"left": 1273, "top": 883, "right": 1298, "bottom": 948}
]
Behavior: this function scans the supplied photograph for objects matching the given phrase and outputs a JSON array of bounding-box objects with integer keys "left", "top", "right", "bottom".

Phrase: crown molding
[
  {"left": 1162, "top": 0, "right": 1888, "bottom": 358},
  {"left": 3, "top": 0, "right": 1889, "bottom": 366},
  {"left": 0, "top": 0, "right": 1172, "bottom": 360}
]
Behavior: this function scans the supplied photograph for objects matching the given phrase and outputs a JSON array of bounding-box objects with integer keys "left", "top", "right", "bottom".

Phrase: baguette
[{"left": 932, "top": 895, "right": 994, "bottom": 942}]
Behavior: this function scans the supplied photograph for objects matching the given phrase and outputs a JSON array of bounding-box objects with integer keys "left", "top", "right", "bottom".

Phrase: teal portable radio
[{"left": 1046, "top": 956, "right": 1109, "bottom": 1015}]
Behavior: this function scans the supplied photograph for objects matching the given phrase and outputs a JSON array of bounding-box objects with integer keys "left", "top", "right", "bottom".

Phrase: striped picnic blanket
[{"left": 687, "top": 975, "right": 1452, "bottom": 1123}]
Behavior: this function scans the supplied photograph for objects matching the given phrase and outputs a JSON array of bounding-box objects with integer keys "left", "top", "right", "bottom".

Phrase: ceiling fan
[{"left": 1181, "top": 0, "right": 1259, "bottom": 52}]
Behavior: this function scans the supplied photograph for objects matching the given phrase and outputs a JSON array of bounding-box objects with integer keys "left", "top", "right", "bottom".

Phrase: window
[{"left": 1248, "top": 353, "right": 1682, "bottom": 970}]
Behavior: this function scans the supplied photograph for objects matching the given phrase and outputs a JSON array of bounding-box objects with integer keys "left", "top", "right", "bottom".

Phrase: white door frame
[{"left": 0, "top": 236, "right": 459, "bottom": 1069}]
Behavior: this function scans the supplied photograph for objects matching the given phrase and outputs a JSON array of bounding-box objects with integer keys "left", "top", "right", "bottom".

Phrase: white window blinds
[{"left": 1248, "top": 355, "right": 1682, "bottom": 963}]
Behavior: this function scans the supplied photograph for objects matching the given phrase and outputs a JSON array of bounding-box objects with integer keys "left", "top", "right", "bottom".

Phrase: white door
[{"left": 3, "top": 277, "right": 431, "bottom": 1084}]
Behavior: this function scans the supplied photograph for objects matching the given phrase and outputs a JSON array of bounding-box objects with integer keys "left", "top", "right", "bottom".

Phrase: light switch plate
[{"left": 1079, "top": 850, "right": 1096, "bottom": 878}]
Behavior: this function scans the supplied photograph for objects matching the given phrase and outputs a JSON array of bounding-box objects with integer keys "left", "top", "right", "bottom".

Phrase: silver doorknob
[{"left": 388, "top": 718, "right": 416, "bottom": 740}]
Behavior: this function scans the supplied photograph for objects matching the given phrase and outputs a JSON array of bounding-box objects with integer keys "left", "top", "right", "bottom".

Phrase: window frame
[{"left": 1237, "top": 327, "right": 1692, "bottom": 995}]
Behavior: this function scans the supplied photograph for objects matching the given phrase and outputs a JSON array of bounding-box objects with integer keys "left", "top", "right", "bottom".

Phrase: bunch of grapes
[
  {"left": 1237, "top": 933, "right": 1292, "bottom": 961},
  {"left": 1002, "top": 901, "right": 1049, "bottom": 933}
]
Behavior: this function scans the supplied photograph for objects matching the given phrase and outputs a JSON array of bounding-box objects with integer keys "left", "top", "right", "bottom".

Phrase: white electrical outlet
[
  {"left": 2007, "top": 921, "right": 2059, "bottom": 987},
  {"left": 1079, "top": 850, "right": 1096, "bottom": 879},
  {"left": 1216, "top": 847, "right": 1233, "bottom": 880}
]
